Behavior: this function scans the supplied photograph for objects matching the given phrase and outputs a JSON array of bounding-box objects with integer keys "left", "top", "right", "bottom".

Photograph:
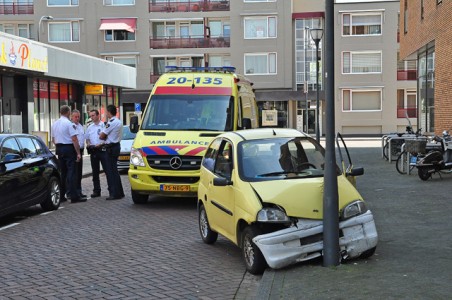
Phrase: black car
[{"left": 0, "top": 134, "right": 61, "bottom": 218}]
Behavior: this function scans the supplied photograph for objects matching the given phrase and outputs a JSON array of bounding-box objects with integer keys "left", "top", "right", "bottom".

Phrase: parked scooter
[{"left": 416, "top": 131, "right": 452, "bottom": 181}]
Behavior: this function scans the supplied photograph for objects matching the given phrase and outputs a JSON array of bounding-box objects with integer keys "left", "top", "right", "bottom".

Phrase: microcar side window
[
  {"left": 203, "top": 138, "right": 222, "bottom": 172},
  {"left": 214, "top": 140, "right": 233, "bottom": 179}
]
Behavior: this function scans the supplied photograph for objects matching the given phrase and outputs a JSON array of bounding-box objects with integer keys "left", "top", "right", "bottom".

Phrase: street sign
[{"left": 135, "top": 103, "right": 141, "bottom": 111}]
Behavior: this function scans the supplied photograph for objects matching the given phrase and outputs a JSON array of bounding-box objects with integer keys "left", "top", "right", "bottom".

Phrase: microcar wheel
[
  {"left": 198, "top": 204, "right": 218, "bottom": 244},
  {"left": 418, "top": 168, "right": 431, "bottom": 181},
  {"left": 242, "top": 226, "right": 267, "bottom": 275},
  {"left": 359, "top": 246, "right": 376, "bottom": 259},
  {"left": 40, "top": 176, "right": 61, "bottom": 211},
  {"left": 131, "top": 190, "right": 148, "bottom": 204}
]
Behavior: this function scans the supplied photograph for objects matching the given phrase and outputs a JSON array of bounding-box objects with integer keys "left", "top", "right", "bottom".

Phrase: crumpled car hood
[{"left": 249, "top": 176, "right": 362, "bottom": 219}]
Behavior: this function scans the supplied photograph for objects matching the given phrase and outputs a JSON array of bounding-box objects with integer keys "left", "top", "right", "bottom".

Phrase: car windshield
[
  {"left": 140, "top": 95, "right": 233, "bottom": 131},
  {"left": 238, "top": 137, "right": 336, "bottom": 182},
  {"left": 122, "top": 126, "right": 136, "bottom": 140}
]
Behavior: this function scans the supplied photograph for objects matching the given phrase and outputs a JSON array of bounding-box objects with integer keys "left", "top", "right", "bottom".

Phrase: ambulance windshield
[{"left": 141, "top": 95, "right": 233, "bottom": 131}]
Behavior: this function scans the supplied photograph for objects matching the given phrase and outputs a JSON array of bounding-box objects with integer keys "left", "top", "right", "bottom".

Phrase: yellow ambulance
[{"left": 128, "top": 66, "right": 259, "bottom": 203}]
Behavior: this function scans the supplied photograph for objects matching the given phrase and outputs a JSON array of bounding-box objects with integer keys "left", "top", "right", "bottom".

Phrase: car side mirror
[
  {"left": 242, "top": 118, "right": 252, "bottom": 129},
  {"left": 130, "top": 115, "right": 139, "bottom": 133},
  {"left": 347, "top": 167, "right": 364, "bottom": 177},
  {"left": 1, "top": 153, "right": 22, "bottom": 164},
  {"left": 213, "top": 177, "right": 231, "bottom": 186}
]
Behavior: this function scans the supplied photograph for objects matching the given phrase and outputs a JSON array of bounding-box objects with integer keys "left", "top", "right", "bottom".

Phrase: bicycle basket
[{"left": 405, "top": 139, "right": 427, "bottom": 153}]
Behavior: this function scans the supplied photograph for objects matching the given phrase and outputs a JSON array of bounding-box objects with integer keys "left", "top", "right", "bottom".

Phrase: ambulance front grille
[{"left": 146, "top": 155, "right": 202, "bottom": 170}]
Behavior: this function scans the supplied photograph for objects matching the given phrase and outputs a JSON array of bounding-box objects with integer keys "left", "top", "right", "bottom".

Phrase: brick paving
[{"left": 0, "top": 169, "right": 260, "bottom": 299}]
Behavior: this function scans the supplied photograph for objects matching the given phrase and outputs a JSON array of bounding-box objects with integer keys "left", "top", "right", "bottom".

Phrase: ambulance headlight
[{"left": 130, "top": 148, "right": 145, "bottom": 167}]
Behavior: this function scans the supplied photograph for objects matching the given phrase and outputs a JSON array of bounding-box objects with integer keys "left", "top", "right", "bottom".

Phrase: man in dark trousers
[
  {"left": 71, "top": 109, "right": 87, "bottom": 199},
  {"left": 85, "top": 109, "right": 108, "bottom": 198},
  {"left": 99, "top": 105, "right": 125, "bottom": 200},
  {"left": 51, "top": 105, "right": 85, "bottom": 203}
]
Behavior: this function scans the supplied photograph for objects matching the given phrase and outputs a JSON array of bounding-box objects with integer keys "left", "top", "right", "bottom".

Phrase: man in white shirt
[
  {"left": 99, "top": 105, "right": 125, "bottom": 200},
  {"left": 71, "top": 109, "right": 87, "bottom": 200},
  {"left": 85, "top": 109, "right": 108, "bottom": 198},
  {"left": 51, "top": 105, "right": 84, "bottom": 203}
]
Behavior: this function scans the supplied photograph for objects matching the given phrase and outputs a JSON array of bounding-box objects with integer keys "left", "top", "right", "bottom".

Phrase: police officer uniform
[
  {"left": 51, "top": 115, "right": 80, "bottom": 202},
  {"left": 85, "top": 121, "right": 107, "bottom": 197},
  {"left": 101, "top": 116, "right": 125, "bottom": 200},
  {"left": 73, "top": 121, "right": 86, "bottom": 198}
]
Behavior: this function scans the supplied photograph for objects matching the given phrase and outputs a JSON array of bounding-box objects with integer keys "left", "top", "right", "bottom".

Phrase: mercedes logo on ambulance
[{"left": 169, "top": 156, "right": 183, "bottom": 170}]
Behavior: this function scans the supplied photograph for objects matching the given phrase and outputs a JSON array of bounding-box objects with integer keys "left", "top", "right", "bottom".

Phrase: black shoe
[
  {"left": 80, "top": 194, "right": 87, "bottom": 199},
  {"left": 71, "top": 198, "right": 87, "bottom": 203},
  {"left": 106, "top": 196, "right": 121, "bottom": 200},
  {"left": 60, "top": 197, "right": 68, "bottom": 202},
  {"left": 91, "top": 193, "right": 101, "bottom": 198}
]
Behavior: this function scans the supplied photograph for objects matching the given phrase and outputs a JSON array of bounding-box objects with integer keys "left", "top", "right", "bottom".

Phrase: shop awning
[{"left": 99, "top": 18, "right": 136, "bottom": 33}]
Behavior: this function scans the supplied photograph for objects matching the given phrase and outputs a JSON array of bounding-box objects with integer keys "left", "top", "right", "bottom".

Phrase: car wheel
[
  {"left": 359, "top": 246, "right": 376, "bottom": 259},
  {"left": 198, "top": 204, "right": 218, "bottom": 244},
  {"left": 418, "top": 167, "right": 431, "bottom": 181},
  {"left": 40, "top": 176, "right": 61, "bottom": 211},
  {"left": 242, "top": 226, "right": 267, "bottom": 275},
  {"left": 131, "top": 190, "right": 148, "bottom": 204}
]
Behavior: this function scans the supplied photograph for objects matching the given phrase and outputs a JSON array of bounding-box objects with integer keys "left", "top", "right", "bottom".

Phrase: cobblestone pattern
[{"left": 0, "top": 173, "right": 256, "bottom": 299}]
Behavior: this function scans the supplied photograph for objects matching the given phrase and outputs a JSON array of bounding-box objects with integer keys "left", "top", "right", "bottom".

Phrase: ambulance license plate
[
  {"left": 119, "top": 155, "right": 130, "bottom": 161},
  {"left": 161, "top": 185, "right": 190, "bottom": 192}
]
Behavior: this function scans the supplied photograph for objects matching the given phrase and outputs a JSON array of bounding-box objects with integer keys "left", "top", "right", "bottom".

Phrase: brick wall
[{"left": 399, "top": 1, "right": 452, "bottom": 134}]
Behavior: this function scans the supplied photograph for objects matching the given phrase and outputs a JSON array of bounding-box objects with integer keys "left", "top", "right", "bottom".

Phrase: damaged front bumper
[{"left": 252, "top": 210, "right": 378, "bottom": 269}]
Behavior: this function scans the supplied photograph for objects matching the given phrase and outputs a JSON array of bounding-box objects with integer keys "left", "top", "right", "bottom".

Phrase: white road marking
[{"left": 0, "top": 223, "right": 20, "bottom": 231}]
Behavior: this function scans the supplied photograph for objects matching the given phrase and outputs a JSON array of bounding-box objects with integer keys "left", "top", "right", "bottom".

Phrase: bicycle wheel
[{"left": 396, "top": 151, "right": 408, "bottom": 174}]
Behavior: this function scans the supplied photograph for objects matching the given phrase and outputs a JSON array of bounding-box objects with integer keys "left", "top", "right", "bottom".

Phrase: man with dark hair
[
  {"left": 51, "top": 105, "right": 85, "bottom": 203},
  {"left": 99, "top": 105, "right": 125, "bottom": 200},
  {"left": 85, "top": 109, "right": 108, "bottom": 198}
]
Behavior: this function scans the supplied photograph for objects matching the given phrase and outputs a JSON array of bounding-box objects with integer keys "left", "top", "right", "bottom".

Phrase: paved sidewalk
[{"left": 255, "top": 139, "right": 452, "bottom": 299}]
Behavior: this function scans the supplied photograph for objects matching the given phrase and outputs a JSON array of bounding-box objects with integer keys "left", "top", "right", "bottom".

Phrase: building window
[
  {"left": 342, "top": 51, "right": 382, "bottom": 74},
  {"left": 105, "top": 56, "right": 137, "bottom": 68},
  {"left": 49, "top": 21, "right": 80, "bottom": 42},
  {"left": 47, "top": 0, "right": 79, "bottom": 6},
  {"left": 397, "top": 89, "right": 417, "bottom": 118},
  {"left": 342, "top": 13, "right": 382, "bottom": 36},
  {"left": 245, "top": 53, "right": 276, "bottom": 75},
  {"left": 208, "top": 20, "right": 230, "bottom": 37},
  {"left": 208, "top": 55, "right": 231, "bottom": 67},
  {"left": 105, "top": 29, "right": 135, "bottom": 41},
  {"left": 342, "top": 89, "right": 382, "bottom": 112},
  {"left": 104, "top": 0, "right": 135, "bottom": 5},
  {"left": 404, "top": 0, "right": 408, "bottom": 34},
  {"left": 244, "top": 16, "right": 276, "bottom": 39},
  {"left": 0, "top": 23, "right": 33, "bottom": 38}
]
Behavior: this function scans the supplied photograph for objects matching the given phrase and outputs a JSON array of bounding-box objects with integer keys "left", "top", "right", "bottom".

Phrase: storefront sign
[
  {"left": 85, "top": 84, "right": 104, "bottom": 95},
  {"left": 0, "top": 33, "right": 48, "bottom": 73}
]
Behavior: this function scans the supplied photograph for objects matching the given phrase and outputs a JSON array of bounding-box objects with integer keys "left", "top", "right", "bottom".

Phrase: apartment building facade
[
  {"left": 334, "top": 0, "right": 417, "bottom": 135},
  {"left": 0, "top": 0, "right": 415, "bottom": 135},
  {"left": 399, "top": 0, "right": 451, "bottom": 135}
]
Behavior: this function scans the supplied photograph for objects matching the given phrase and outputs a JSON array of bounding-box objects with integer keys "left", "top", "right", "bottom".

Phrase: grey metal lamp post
[
  {"left": 310, "top": 28, "right": 323, "bottom": 143},
  {"left": 38, "top": 16, "right": 53, "bottom": 42},
  {"left": 304, "top": 26, "right": 309, "bottom": 133}
]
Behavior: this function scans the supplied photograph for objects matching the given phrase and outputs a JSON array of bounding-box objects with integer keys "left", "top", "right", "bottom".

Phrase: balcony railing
[
  {"left": 149, "top": 0, "right": 229, "bottom": 12},
  {"left": 397, "top": 70, "right": 417, "bottom": 81},
  {"left": 0, "top": 4, "right": 34, "bottom": 15},
  {"left": 397, "top": 107, "right": 417, "bottom": 118},
  {"left": 150, "top": 36, "right": 230, "bottom": 49}
]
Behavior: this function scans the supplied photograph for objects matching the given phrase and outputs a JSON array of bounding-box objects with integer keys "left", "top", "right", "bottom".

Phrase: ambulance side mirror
[
  {"left": 130, "top": 115, "right": 139, "bottom": 133},
  {"left": 242, "top": 118, "right": 252, "bottom": 130}
]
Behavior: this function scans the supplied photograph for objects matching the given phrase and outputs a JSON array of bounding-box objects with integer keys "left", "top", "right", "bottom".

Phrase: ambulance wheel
[
  {"left": 131, "top": 190, "right": 148, "bottom": 204},
  {"left": 242, "top": 226, "right": 267, "bottom": 275}
]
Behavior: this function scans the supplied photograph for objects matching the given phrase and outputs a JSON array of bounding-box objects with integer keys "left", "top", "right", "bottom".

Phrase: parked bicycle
[{"left": 383, "top": 125, "right": 421, "bottom": 161}]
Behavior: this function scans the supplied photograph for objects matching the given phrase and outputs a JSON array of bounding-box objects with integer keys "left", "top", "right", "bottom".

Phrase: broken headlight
[
  {"left": 257, "top": 207, "right": 291, "bottom": 223},
  {"left": 341, "top": 200, "right": 367, "bottom": 220}
]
